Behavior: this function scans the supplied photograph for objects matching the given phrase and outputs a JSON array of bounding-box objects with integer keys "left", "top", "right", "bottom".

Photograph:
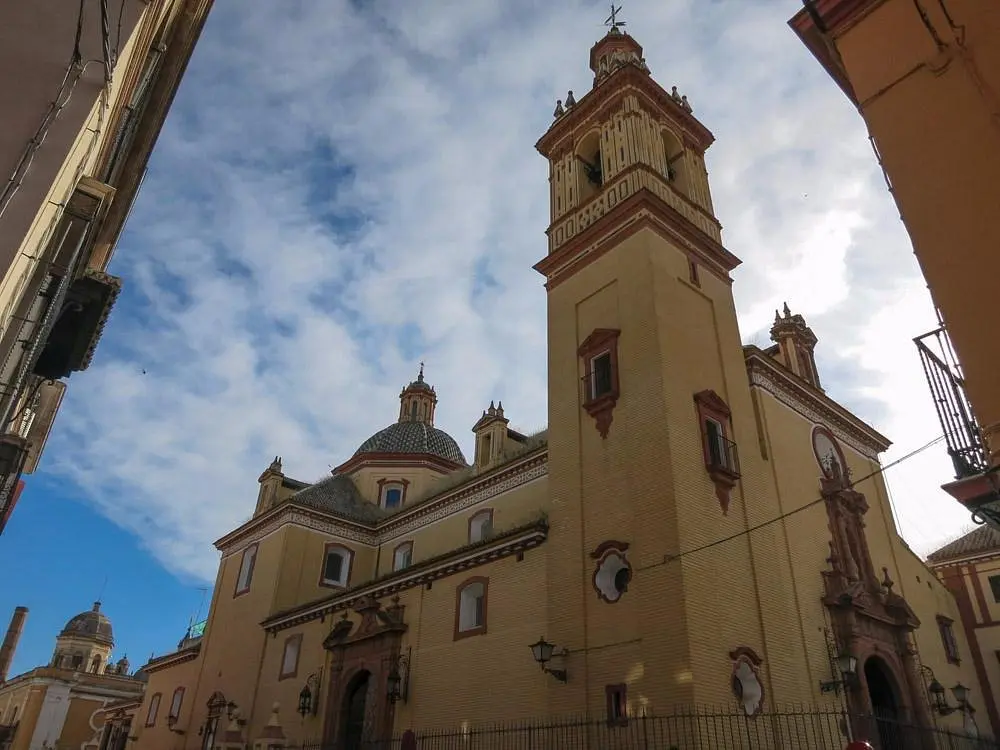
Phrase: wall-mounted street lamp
[
  {"left": 929, "top": 679, "right": 971, "bottom": 716},
  {"left": 297, "top": 671, "right": 322, "bottom": 717},
  {"left": 387, "top": 650, "right": 411, "bottom": 704},
  {"left": 819, "top": 652, "right": 858, "bottom": 695},
  {"left": 529, "top": 637, "right": 568, "bottom": 683}
]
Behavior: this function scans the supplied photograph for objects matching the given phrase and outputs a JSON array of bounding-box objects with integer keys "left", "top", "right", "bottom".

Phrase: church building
[
  {"left": 0, "top": 603, "right": 145, "bottom": 750},
  {"left": 127, "top": 19, "right": 990, "bottom": 750}
]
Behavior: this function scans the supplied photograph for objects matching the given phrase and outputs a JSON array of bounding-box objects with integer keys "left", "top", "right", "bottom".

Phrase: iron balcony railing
[{"left": 915, "top": 326, "right": 989, "bottom": 480}]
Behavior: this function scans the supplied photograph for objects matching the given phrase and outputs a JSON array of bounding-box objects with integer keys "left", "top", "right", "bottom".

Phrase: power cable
[{"left": 633, "top": 434, "right": 947, "bottom": 573}]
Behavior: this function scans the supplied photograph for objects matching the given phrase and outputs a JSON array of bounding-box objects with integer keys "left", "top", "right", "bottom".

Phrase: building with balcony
[
  {"left": 124, "top": 19, "right": 990, "bottom": 749},
  {"left": 0, "top": 0, "right": 215, "bottom": 533},
  {"left": 788, "top": 2, "right": 1000, "bottom": 527},
  {"left": 0, "top": 603, "right": 145, "bottom": 750}
]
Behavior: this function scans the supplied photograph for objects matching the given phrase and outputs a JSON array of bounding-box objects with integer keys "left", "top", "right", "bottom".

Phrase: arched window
[
  {"left": 320, "top": 543, "right": 353, "bottom": 588},
  {"left": 91, "top": 654, "right": 102, "bottom": 674},
  {"left": 379, "top": 480, "right": 407, "bottom": 509},
  {"left": 661, "top": 128, "right": 689, "bottom": 196},
  {"left": 575, "top": 130, "right": 603, "bottom": 204},
  {"left": 468, "top": 510, "right": 493, "bottom": 544},
  {"left": 393, "top": 542, "right": 413, "bottom": 572},
  {"left": 454, "top": 577, "right": 488, "bottom": 639}
]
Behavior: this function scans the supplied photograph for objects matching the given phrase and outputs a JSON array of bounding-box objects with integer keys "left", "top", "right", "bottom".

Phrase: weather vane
[{"left": 604, "top": 4, "right": 626, "bottom": 30}]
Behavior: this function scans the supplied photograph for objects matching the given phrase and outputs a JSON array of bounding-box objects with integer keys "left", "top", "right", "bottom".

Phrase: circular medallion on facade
[{"left": 812, "top": 426, "right": 847, "bottom": 479}]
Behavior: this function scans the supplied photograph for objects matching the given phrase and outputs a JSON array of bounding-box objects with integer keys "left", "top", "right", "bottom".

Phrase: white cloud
[{"left": 44, "top": 0, "right": 971, "bottom": 579}]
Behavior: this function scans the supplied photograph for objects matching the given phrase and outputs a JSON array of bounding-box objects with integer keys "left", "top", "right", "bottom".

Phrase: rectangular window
[
  {"left": 706, "top": 419, "right": 725, "bottom": 466},
  {"left": 469, "top": 510, "right": 493, "bottom": 544},
  {"left": 320, "top": 544, "right": 352, "bottom": 588},
  {"left": 394, "top": 543, "right": 412, "bottom": 572},
  {"left": 455, "top": 578, "right": 488, "bottom": 639},
  {"left": 606, "top": 684, "right": 628, "bottom": 726},
  {"left": 688, "top": 259, "right": 700, "bottom": 286},
  {"left": 145, "top": 693, "right": 161, "bottom": 727},
  {"left": 234, "top": 544, "right": 258, "bottom": 596},
  {"left": 988, "top": 575, "right": 1000, "bottom": 603},
  {"left": 201, "top": 717, "right": 218, "bottom": 750},
  {"left": 279, "top": 634, "right": 302, "bottom": 680},
  {"left": 384, "top": 487, "right": 402, "bottom": 509},
  {"left": 325, "top": 553, "right": 344, "bottom": 583},
  {"left": 938, "top": 616, "right": 960, "bottom": 664},
  {"left": 590, "top": 352, "right": 613, "bottom": 399},
  {"left": 169, "top": 688, "right": 184, "bottom": 720}
]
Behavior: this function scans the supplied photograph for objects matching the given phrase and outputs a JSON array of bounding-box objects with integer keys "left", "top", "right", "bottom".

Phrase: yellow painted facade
[{"left": 127, "top": 23, "right": 990, "bottom": 750}]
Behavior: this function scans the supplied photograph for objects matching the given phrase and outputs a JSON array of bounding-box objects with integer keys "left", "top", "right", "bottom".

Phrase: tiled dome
[
  {"left": 60, "top": 601, "right": 114, "bottom": 645},
  {"left": 354, "top": 421, "right": 467, "bottom": 466}
]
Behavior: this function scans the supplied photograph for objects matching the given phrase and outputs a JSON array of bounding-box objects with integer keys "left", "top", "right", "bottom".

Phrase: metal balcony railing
[
  {"left": 915, "top": 326, "right": 989, "bottom": 480},
  {"left": 708, "top": 433, "right": 741, "bottom": 478}
]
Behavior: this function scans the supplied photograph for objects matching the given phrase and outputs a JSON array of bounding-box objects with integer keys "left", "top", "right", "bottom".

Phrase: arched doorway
[
  {"left": 865, "top": 658, "right": 902, "bottom": 749},
  {"left": 341, "top": 670, "right": 371, "bottom": 750}
]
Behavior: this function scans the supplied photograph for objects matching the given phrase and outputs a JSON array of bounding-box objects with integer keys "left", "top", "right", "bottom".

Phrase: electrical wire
[{"left": 633, "top": 434, "right": 948, "bottom": 573}]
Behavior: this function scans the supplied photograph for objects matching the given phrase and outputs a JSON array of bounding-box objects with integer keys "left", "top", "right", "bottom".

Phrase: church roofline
[
  {"left": 261, "top": 518, "right": 549, "bottom": 633},
  {"left": 536, "top": 64, "right": 715, "bottom": 158},
  {"left": 744, "top": 345, "right": 891, "bottom": 457},
  {"left": 214, "top": 446, "right": 548, "bottom": 554},
  {"left": 140, "top": 642, "right": 201, "bottom": 674},
  {"left": 333, "top": 451, "right": 464, "bottom": 476}
]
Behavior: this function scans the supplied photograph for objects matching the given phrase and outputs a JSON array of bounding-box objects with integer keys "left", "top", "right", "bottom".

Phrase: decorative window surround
[
  {"left": 454, "top": 577, "right": 488, "bottom": 639},
  {"left": 217, "top": 453, "right": 548, "bottom": 558},
  {"left": 578, "top": 329, "right": 621, "bottom": 439},
  {"left": 694, "top": 390, "right": 740, "bottom": 514},
  {"left": 262, "top": 520, "right": 547, "bottom": 634},
  {"left": 590, "top": 540, "right": 632, "bottom": 604},
  {"left": 730, "top": 647, "right": 765, "bottom": 717},
  {"left": 938, "top": 615, "right": 961, "bottom": 664},
  {"left": 279, "top": 633, "right": 302, "bottom": 680},
  {"left": 377, "top": 478, "right": 410, "bottom": 509},
  {"left": 319, "top": 544, "right": 354, "bottom": 589}
]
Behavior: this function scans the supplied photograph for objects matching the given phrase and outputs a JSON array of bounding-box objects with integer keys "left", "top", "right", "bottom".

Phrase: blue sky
[{"left": 0, "top": 0, "right": 979, "bottom": 675}]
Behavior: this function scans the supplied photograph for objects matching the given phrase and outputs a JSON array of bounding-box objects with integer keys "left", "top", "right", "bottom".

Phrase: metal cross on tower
[{"left": 604, "top": 4, "right": 626, "bottom": 30}]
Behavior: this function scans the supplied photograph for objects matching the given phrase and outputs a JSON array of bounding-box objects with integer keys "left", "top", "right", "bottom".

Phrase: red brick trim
[
  {"left": 334, "top": 452, "right": 463, "bottom": 475},
  {"left": 970, "top": 567, "right": 996, "bottom": 626},
  {"left": 453, "top": 576, "right": 489, "bottom": 640},
  {"left": 319, "top": 543, "right": 355, "bottom": 589}
]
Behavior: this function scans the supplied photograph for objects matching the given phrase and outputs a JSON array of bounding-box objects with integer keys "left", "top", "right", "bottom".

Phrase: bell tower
[{"left": 536, "top": 13, "right": 808, "bottom": 717}]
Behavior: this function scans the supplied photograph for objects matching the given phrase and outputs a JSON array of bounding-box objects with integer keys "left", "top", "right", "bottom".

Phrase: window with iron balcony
[
  {"left": 578, "top": 329, "right": 621, "bottom": 439},
  {"left": 694, "top": 390, "right": 740, "bottom": 515}
]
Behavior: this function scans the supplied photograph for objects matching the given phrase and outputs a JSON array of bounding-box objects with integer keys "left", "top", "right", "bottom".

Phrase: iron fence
[{"left": 302, "top": 705, "right": 999, "bottom": 750}]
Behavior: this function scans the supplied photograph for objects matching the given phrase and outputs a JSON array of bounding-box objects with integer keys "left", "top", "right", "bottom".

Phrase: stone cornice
[
  {"left": 141, "top": 643, "right": 201, "bottom": 674},
  {"left": 215, "top": 449, "right": 549, "bottom": 556},
  {"left": 261, "top": 520, "right": 549, "bottom": 633},
  {"left": 744, "top": 346, "right": 890, "bottom": 459}
]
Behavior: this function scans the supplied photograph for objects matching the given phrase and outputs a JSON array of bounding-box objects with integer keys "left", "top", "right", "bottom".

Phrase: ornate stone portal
[
  {"left": 321, "top": 596, "right": 407, "bottom": 747},
  {"left": 820, "top": 468, "right": 934, "bottom": 741}
]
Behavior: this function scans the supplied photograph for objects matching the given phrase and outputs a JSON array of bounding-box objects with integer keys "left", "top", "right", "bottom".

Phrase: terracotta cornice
[
  {"left": 261, "top": 520, "right": 549, "bottom": 633},
  {"left": 333, "top": 452, "right": 464, "bottom": 476},
  {"left": 535, "top": 188, "right": 739, "bottom": 290},
  {"left": 744, "top": 346, "right": 890, "bottom": 458},
  {"left": 537, "top": 66, "right": 714, "bottom": 158}
]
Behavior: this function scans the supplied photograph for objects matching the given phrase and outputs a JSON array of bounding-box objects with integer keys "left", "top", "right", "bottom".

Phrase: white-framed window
[
  {"left": 455, "top": 578, "right": 487, "bottom": 638},
  {"left": 321, "top": 544, "right": 352, "bottom": 588},
  {"left": 380, "top": 482, "right": 405, "bottom": 509},
  {"left": 393, "top": 542, "right": 413, "bottom": 572},
  {"left": 279, "top": 634, "right": 302, "bottom": 680},
  {"left": 145, "top": 693, "right": 161, "bottom": 727},
  {"left": 169, "top": 688, "right": 184, "bottom": 720},
  {"left": 234, "top": 544, "right": 258, "bottom": 596},
  {"left": 468, "top": 510, "right": 493, "bottom": 544}
]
